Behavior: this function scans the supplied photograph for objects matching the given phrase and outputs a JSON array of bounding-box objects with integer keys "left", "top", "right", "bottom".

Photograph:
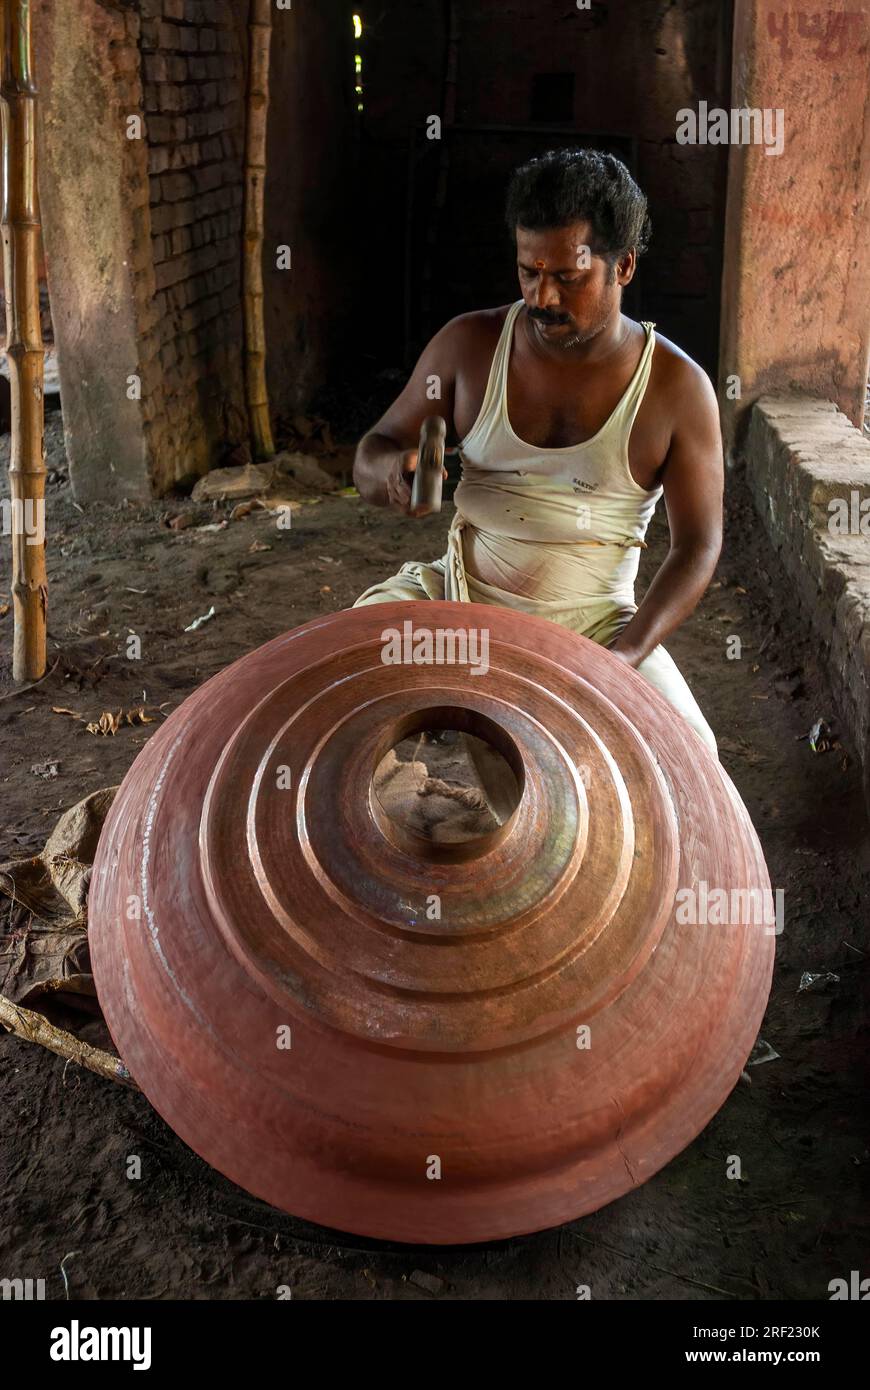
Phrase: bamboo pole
[
  {"left": 1, "top": 0, "right": 46, "bottom": 681},
  {"left": 243, "top": 0, "right": 274, "bottom": 460}
]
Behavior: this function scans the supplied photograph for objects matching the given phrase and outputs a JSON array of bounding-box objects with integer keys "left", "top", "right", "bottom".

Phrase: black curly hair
[{"left": 505, "top": 148, "right": 651, "bottom": 261}]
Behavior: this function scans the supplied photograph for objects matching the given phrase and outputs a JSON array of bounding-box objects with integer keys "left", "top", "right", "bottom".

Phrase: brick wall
[
  {"left": 37, "top": 0, "right": 355, "bottom": 500},
  {"left": 37, "top": 0, "right": 249, "bottom": 498},
  {"left": 138, "top": 0, "right": 249, "bottom": 490}
]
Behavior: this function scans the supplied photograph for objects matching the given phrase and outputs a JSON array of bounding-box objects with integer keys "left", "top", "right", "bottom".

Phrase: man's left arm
[{"left": 609, "top": 362, "right": 724, "bottom": 667}]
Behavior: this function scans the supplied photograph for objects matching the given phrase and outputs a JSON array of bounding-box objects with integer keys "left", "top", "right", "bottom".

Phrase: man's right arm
[{"left": 353, "top": 318, "right": 461, "bottom": 512}]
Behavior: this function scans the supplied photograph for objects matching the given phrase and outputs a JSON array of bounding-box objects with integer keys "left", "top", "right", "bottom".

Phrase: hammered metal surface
[{"left": 89, "top": 601, "right": 775, "bottom": 1243}]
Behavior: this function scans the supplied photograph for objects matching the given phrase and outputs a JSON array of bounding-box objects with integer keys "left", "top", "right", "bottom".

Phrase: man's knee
[{"left": 636, "top": 647, "right": 718, "bottom": 758}]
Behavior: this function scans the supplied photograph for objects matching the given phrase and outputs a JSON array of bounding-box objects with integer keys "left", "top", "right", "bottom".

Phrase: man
[{"left": 352, "top": 147, "right": 722, "bottom": 792}]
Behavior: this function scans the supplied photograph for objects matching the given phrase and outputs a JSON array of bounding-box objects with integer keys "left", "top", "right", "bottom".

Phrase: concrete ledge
[{"left": 746, "top": 396, "right": 870, "bottom": 797}]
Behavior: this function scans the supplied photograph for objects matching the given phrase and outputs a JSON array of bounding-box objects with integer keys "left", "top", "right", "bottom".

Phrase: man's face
[{"left": 515, "top": 221, "right": 635, "bottom": 350}]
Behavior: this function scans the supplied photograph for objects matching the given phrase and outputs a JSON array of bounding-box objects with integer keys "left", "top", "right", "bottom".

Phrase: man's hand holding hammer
[{"left": 355, "top": 415, "right": 448, "bottom": 517}]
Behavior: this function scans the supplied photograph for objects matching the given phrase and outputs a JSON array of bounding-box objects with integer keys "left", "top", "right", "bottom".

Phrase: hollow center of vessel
[{"left": 371, "top": 706, "right": 525, "bottom": 856}]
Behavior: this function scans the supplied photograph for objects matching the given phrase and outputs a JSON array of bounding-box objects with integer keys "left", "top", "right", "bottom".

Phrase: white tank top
[{"left": 454, "top": 301, "right": 663, "bottom": 604}]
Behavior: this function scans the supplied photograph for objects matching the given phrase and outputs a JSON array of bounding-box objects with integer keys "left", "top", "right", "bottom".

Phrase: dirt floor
[{"left": 1, "top": 406, "right": 868, "bottom": 1300}]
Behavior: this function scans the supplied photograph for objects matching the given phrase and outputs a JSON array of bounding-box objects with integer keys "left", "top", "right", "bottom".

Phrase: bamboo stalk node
[{"left": 2, "top": 0, "right": 48, "bottom": 682}]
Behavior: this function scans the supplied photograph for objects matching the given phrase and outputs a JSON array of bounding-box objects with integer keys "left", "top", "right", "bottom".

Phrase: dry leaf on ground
[
  {"left": 86, "top": 708, "right": 156, "bottom": 737},
  {"left": 53, "top": 705, "right": 158, "bottom": 736}
]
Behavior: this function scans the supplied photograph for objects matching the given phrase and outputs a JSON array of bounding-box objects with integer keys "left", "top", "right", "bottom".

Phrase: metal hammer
[{"left": 409, "top": 414, "right": 446, "bottom": 517}]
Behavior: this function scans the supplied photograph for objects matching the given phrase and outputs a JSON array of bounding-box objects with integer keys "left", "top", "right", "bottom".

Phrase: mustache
[{"left": 528, "top": 308, "right": 572, "bottom": 325}]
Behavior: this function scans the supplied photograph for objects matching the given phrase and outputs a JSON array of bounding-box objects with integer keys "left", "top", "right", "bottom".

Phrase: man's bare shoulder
[
  {"left": 432, "top": 304, "right": 516, "bottom": 365},
  {"left": 648, "top": 327, "right": 718, "bottom": 411}
]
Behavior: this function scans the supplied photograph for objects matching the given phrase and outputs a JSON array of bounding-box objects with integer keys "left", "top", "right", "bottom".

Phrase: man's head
[{"left": 505, "top": 148, "right": 651, "bottom": 349}]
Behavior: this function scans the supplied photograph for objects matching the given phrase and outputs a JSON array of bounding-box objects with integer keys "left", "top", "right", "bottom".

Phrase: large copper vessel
[{"left": 89, "top": 601, "right": 775, "bottom": 1244}]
